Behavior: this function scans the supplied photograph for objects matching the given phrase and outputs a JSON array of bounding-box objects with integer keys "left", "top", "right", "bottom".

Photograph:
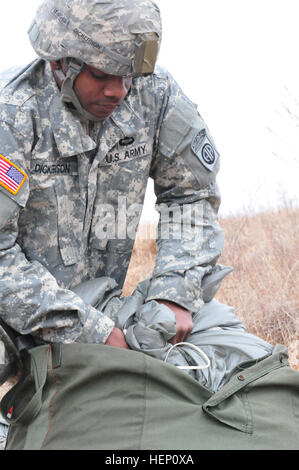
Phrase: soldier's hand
[
  {"left": 156, "top": 300, "right": 193, "bottom": 345},
  {"left": 105, "top": 327, "right": 130, "bottom": 349}
]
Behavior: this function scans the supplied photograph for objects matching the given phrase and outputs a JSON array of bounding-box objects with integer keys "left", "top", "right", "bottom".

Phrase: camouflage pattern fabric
[
  {"left": 0, "top": 58, "right": 224, "bottom": 381},
  {"left": 0, "top": 416, "right": 8, "bottom": 450},
  {"left": 29, "top": 0, "right": 162, "bottom": 77}
]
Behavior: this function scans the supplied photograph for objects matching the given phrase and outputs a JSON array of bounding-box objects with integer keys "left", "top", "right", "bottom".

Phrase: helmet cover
[{"left": 28, "top": 0, "right": 162, "bottom": 77}]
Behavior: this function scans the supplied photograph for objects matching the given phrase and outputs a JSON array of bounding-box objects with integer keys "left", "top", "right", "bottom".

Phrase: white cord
[{"left": 164, "top": 342, "right": 210, "bottom": 370}]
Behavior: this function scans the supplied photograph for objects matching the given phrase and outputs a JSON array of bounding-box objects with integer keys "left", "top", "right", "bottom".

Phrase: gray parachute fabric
[{"left": 85, "top": 277, "right": 273, "bottom": 393}]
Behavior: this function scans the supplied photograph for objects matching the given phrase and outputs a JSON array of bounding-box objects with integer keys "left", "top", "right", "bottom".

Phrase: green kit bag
[{"left": 1, "top": 343, "right": 299, "bottom": 450}]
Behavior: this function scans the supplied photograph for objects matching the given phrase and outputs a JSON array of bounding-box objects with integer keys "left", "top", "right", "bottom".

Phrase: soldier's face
[{"left": 73, "top": 64, "right": 132, "bottom": 119}]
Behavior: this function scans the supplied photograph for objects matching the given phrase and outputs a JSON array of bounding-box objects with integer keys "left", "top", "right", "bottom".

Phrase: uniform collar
[
  {"left": 49, "top": 94, "right": 98, "bottom": 158},
  {"left": 110, "top": 98, "right": 142, "bottom": 137},
  {"left": 44, "top": 62, "right": 97, "bottom": 158}
]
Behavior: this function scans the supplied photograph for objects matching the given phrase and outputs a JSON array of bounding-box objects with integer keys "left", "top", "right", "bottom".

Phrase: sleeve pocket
[{"left": 158, "top": 92, "right": 198, "bottom": 158}]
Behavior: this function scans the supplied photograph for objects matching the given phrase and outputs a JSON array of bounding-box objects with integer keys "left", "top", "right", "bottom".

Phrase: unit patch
[
  {"left": 191, "top": 130, "right": 219, "bottom": 171},
  {"left": 0, "top": 154, "right": 27, "bottom": 195},
  {"left": 101, "top": 142, "right": 150, "bottom": 166}
]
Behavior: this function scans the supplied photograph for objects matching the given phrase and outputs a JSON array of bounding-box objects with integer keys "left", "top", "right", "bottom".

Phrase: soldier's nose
[{"left": 103, "top": 76, "right": 128, "bottom": 101}]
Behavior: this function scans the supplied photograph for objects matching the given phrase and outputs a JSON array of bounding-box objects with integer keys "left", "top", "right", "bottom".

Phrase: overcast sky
[{"left": 1, "top": 0, "right": 299, "bottom": 220}]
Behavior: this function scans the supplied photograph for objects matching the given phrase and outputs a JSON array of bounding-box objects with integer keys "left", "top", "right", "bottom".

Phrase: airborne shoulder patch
[
  {"left": 191, "top": 130, "right": 220, "bottom": 171},
  {"left": 0, "top": 154, "right": 27, "bottom": 195}
]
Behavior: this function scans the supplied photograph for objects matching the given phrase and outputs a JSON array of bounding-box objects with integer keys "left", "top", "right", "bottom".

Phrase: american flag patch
[{"left": 0, "top": 154, "right": 27, "bottom": 195}]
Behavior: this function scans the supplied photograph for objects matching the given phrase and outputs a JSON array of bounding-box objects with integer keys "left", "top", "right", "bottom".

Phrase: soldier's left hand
[{"left": 156, "top": 300, "right": 193, "bottom": 345}]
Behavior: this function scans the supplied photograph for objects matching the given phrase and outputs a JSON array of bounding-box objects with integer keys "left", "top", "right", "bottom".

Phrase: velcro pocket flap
[{"left": 158, "top": 93, "right": 198, "bottom": 158}]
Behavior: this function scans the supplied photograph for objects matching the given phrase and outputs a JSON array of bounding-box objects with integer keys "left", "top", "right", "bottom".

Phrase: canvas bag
[{"left": 1, "top": 342, "right": 299, "bottom": 450}]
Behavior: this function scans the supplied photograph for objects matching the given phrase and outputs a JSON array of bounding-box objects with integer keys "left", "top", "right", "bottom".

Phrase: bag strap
[{"left": 1, "top": 345, "right": 51, "bottom": 425}]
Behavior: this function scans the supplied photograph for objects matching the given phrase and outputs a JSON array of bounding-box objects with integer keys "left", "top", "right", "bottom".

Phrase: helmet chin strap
[{"left": 54, "top": 58, "right": 105, "bottom": 123}]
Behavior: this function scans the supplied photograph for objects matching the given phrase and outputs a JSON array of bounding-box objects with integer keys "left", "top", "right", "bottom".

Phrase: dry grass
[{"left": 123, "top": 205, "right": 299, "bottom": 370}]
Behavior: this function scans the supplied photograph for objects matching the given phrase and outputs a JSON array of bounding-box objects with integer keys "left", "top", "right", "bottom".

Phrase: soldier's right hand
[{"left": 105, "top": 327, "right": 130, "bottom": 349}]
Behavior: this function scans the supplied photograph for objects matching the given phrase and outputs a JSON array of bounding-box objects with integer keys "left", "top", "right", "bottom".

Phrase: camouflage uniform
[{"left": 0, "top": 0, "right": 225, "bottom": 380}]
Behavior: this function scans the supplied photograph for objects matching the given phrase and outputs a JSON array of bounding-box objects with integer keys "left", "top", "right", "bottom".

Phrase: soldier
[
  {"left": 6, "top": 1, "right": 298, "bottom": 453},
  {"left": 0, "top": 0, "right": 225, "bottom": 382}
]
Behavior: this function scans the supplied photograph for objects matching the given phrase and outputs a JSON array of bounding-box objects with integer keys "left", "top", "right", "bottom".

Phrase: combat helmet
[{"left": 28, "top": 0, "right": 162, "bottom": 121}]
